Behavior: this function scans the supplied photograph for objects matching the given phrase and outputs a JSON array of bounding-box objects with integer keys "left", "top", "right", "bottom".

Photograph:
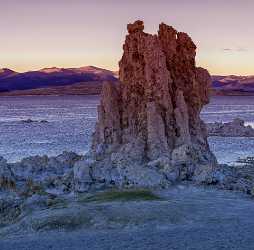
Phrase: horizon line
[{"left": 1, "top": 65, "right": 254, "bottom": 77}]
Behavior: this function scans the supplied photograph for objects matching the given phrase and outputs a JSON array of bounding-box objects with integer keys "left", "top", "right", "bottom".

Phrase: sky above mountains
[{"left": 1, "top": 0, "right": 254, "bottom": 75}]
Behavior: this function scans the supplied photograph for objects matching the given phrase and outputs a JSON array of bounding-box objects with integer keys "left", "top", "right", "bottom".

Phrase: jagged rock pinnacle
[
  {"left": 86, "top": 20, "right": 217, "bottom": 188},
  {"left": 127, "top": 20, "right": 144, "bottom": 34}
]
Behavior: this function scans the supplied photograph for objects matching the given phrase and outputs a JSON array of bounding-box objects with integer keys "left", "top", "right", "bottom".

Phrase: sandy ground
[{"left": 1, "top": 185, "right": 254, "bottom": 250}]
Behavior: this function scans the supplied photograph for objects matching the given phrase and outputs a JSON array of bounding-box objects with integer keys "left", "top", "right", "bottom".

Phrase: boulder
[{"left": 73, "top": 160, "right": 94, "bottom": 192}]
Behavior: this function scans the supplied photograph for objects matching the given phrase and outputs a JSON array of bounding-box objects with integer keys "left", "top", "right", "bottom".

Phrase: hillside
[
  {"left": 0, "top": 81, "right": 104, "bottom": 96},
  {"left": 212, "top": 75, "right": 254, "bottom": 95},
  {"left": 0, "top": 66, "right": 117, "bottom": 93}
]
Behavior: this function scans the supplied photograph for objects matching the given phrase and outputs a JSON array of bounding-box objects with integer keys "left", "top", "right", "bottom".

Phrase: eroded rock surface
[
  {"left": 0, "top": 152, "right": 82, "bottom": 198},
  {"left": 89, "top": 20, "right": 217, "bottom": 187},
  {"left": 207, "top": 118, "right": 254, "bottom": 137}
]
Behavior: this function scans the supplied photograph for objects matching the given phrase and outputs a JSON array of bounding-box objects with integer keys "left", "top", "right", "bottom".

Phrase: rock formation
[
  {"left": 0, "top": 152, "right": 82, "bottom": 197},
  {"left": 207, "top": 118, "right": 254, "bottom": 137},
  {"left": 0, "top": 21, "right": 218, "bottom": 198},
  {"left": 86, "top": 20, "right": 217, "bottom": 188}
]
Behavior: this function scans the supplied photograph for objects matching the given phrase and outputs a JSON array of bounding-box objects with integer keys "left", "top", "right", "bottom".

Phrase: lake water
[
  {"left": 201, "top": 96, "right": 254, "bottom": 164},
  {"left": 1, "top": 95, "right": 254, "bottom": 164},
  {"left": 0, "top": 96, "right": 99, "bottom": 162}
]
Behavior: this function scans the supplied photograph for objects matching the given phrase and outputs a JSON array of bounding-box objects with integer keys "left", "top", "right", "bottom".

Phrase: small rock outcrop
[
  {"left": 0, "top": 152, "right": 82, "bottom": 197},
  {"left": 21, "top": 119, "right": 49, "bottom": 124},
  {"left": 88, "top": 20, "right": 217, "bottom": 187},
  {"left": 207, "top": 118, "right": 254, "bottom": 137}
]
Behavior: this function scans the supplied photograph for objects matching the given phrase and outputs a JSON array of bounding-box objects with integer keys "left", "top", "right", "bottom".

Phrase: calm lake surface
[
  {"left": 1, "top": 95, "right": 254, "bottom": 164},
  {"left": 0, "top": 96, "right": 99, "bottom": 162}
]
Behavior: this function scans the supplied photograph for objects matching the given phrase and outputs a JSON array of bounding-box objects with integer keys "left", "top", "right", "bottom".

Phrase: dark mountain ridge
[
  {"left": 0, "top": 66, "right": 117, "bottom": 92},
  {"left": 212, "top": 75, "right": 254, "bottom": 94}
]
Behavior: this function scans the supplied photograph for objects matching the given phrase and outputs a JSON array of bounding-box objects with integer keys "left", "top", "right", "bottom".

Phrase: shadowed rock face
[{"left": 90, "top": 20, "right": 217, "bottom": 187}]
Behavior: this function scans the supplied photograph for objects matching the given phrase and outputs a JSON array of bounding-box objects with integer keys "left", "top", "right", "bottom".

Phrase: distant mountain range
[
  {"left": 0, "top": 66, "right": 117, "bottom": 94},
  {"left": 212, "top": 75, "right": 254, "bottom": 95},
  {"left": 0, "top": 66, "right": 253, "bottom": 96}
]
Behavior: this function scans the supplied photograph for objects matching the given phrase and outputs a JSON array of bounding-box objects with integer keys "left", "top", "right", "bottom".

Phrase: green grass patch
[
  {"left": 46, "top": 197, "right": 69, "bottom": 209},
  {"left": 78, "top": 189, "right": 161, "bottom": 203}
]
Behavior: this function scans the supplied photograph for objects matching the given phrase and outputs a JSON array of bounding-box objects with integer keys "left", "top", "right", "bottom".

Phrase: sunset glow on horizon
[{"left": 1, "top": 0, "right": 254, "bottom": 75}]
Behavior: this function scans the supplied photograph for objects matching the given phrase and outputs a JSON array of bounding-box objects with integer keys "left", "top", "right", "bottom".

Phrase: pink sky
[{"left": 1, "top": 0, "right": 254, "bottom": 75}]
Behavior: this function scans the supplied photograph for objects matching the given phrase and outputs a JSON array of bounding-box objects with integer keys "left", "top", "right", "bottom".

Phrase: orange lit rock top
[{"left": 127, "top": 20, "right": 144, "bottom": 34}]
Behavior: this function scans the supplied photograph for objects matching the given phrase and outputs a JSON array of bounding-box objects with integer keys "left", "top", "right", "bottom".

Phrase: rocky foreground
[
  {"left": 1, "top": 150, "right": 254, "bottom": 239},
  {"left": 1, "top": 20, "right": 254, "bottom": 248},
  {"left": 1, "top": 185, "right": 254, "bottom": 250}
]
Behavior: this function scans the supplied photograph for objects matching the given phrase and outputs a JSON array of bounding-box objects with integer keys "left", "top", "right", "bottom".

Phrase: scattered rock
[
  {"left": 0, "top": 157, "right": 16, "bottom": 191},
  {"left": 0, "top": 195, "right": 22, "bottom": 227},
  {"left": 0, "top": 152, "right": 82, "bottom": 199},
  {"left": 215, "top": 163, "right": 254, "bottom": 194},
  {"left": 207, "top": 118, "right": 254, "bottom": 137},
  {"left": 40, "top": 120, "right": 49, "bottom": 123},
  {"left": 73, "top": 160, "right": 94, "bottom": 192},
  {"left": 21, "top": 119, "right": 49, "bottom": 123},
  {"left": 21, "top": 119, "right": 35, "bottom": 123}
]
